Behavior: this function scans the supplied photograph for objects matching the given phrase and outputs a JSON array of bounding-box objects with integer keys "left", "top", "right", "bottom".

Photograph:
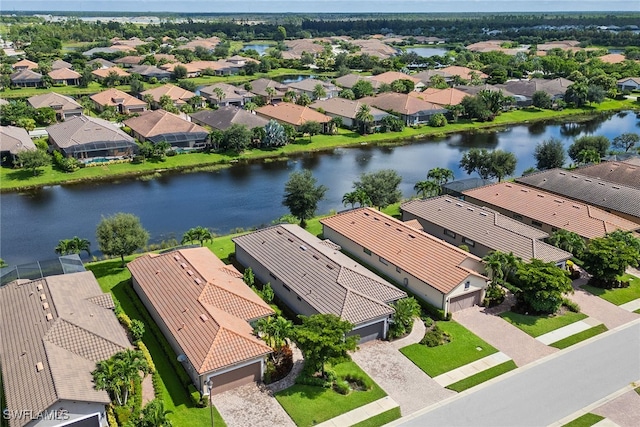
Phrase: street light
[{"left": 205, "top": 379, "right": 214, "bottom": 427}]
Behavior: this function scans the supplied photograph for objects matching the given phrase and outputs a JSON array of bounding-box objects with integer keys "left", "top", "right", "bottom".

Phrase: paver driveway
[
  {"left": 569, "top": 277, "right": 638, "bottom": 329},
  {"left": 454, "top": 306, "right": 557, "bottom": 366},
  {"left": 211, "top": 383, "right": 295, "bottom": 427},
  {"left": 592, "top": 389, "right": 640, "bottom": 427}
]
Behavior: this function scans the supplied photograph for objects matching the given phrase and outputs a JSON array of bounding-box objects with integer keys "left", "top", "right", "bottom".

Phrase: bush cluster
[{"left": 420, "top": 323, "right": 451, "bottom": 347}]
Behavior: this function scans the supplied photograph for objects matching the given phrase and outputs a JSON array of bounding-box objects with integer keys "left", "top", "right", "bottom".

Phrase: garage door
[
  {"left": 449, "top": 291, "right": 481, "bottom": 312},
  {"left": 350, "top": 321, "right": 385, "bottom": 343},
  {"left": 211, "top": 361, "right": 261, "bottom": 395}
]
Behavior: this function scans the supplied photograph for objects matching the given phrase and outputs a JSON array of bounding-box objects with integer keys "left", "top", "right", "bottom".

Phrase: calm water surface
[
  {"left": 405, "top": 47, "right": 449, "bottom": 57},
  {"left": 1, "top": 112, "right": 637, "bottom": 265}
]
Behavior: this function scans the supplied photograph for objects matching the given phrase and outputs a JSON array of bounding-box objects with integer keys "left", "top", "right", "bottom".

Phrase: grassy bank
[{"left": 1, "top": 98, "right": 637, "bottom": 192}]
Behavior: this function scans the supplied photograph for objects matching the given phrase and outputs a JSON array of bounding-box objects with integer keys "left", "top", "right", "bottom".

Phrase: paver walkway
[
  {"left": 454, "top": 306, "right": 557, "bottom": 367},
  {"left": 211, "top": 383, "right": 295, "bottom": 427},
  {"left": 432, "top": 352, "right": 511, "bottom": 387},
  {"left": 352, "top": 319, "right": 454, "bottom": 416},
  {"left": 315, "top": 396, "right": 399, "bottom": 427},
  {"left": 592, "top": 389, "right": 640, "bottom": 427},
  {"left": 140, "top": 373, "right": 154, "bottom": 404},
  {"left": 536, "top": 317, "right": 602, "bottom": 345},
  {"left": 568, "top": 277, "right": 638, "bottom": 329}
]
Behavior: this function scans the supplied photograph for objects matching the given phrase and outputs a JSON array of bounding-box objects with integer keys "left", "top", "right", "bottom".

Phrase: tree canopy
[
  {"left": 353, "top": 169, "right": 402, "bottom": 209},
  {"left": 582, "top": 236, "right": 640, "bottom": 288},
  {"left": 513, "top": 259, "right": 573, "bottom": 314},
  {"left": 459, "top": 148, "right": 517, "bottom": 181},
  {"left": 534, "top": 137, "right": 566, "bottom": 170},
  {"left": 611, "top": 133, "right": 639, "bottom": 153},
  {"left": 96, "top": 213, "right": 149, "bottom": 266},
  {"left": 567, "top": 135, "right": 609, "bottom": 163},
  {"left": 282, "top": 169, "right": 327, "bottom": 227}
]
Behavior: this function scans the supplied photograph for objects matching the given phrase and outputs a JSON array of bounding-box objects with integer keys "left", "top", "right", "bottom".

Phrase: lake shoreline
[{"left": 1, "top": 102, "right": 637, "bottom": 193}]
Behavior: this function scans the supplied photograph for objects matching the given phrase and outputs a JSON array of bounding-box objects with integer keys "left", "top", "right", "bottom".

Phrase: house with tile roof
[
  {"left": 369, "top": 71, "right": 424, "bottom": 91},
  {"left": 128, "top": 247, "right": 274, "bottom": 396},
  {"left": 10, "top": 69, "right": 43, "bottom": 87},
  {"left": 199, "top": 83, "right": 255, "bottom": 107},
  {"left": 0, "top": 271, "right": 131, "bottom": 427},
  {"left": 159, "top": 62, "right": 202, "bottom": 78},
  {"left": 90, "top": 88, "right": 147, "bottom": 114},
  {"left": 51, "top": 59, "right": 73, "bottom": 70},
  {"left": 462, "top": 181, "right": 640, "bottom": 240},
  {"left": 87, "top": 58, "right": 116, "bottom": 69},
  {"left": 248, "top": 78, "right": 290, "bottom": 103},
  {"left": 233, "top": 224, "right": 407, "bottom": 342},
  {"left": 12, "top": 58, "right": 38, "bottom": 70},
  {"left": 91, "top": 66, "right": 130, "bottom": 81},
  {"left": 128, "top": 65, "right": 172, "bottom": 80},
  {"left": 401, "top": 196, "right": 572, "bottom": 266},
  {"left": 309, "top": 98, "right": 391, "bottom": 129},
  {"left": 0, "top": 125, "right": 37, "bottom": 165},
  {"left": 438, "top": 66, "right": 489, "bottom": 81},
  {"left": 334, "top": 73, "right": 382, "bottom": 91},
  {"left": 617, "top": 77, "right": 640, "bottom": 92},
  {"left": 124, "top": 110, "right": 209, "bottom": 149},
  {"left": 416, "top": 87, "right": 468, "bottom": 107},
  {"left": 47, "top": 68, "right": 81, "bottom": 86},
  {"left": 140, "top": 84, "right": 197, "bottom": 108},
  {"left": 256, "top": 102, "right": 332, "bottom": 132},
  {"left": 359, "top": 92, "right": 446, "bottom": 125},
  {"left": 321, "top": 208, "right": 489, "bottom": 314},
  {"left": 28, "top": 92, "right": 83, "bottom": 121},
  {"left": 575, "top": 161, "right": 640, "bottom": 190},
  {"left": 113, "top": 55, "right": 144, "bottom": 67},
  {"left": 190, "top": 106, "right": 269, "bottom": 131},
  {"left": 516, "top": 169, "right": 640, "bottom": 225},
  {"left": 496, "top": 78, "right": 573, "bottom": 104},
  {"left": 285, "top": 78, "right": 340, "bottom": 100},
  {"left": 597, "top": 53, "right": 627, "bottom": 64},
  {"left": 47, "top": 115, "right": 138, "bottom": 161}
]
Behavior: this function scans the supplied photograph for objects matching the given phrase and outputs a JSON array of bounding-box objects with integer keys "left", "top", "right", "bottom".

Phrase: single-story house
[
  {"left": 12, "top": 58, "right": 38, "bottom": 70},
  {"left": 0, "top": 271, "right": 131, "bottom": 427},
  {"left": 369, "top": 71, "right": 425, "bottom": 91},
  {"left": 87, "top": 58, "right": 116, "bottom": 69},
  {"left": 91, "top": 88, "right": 147, "bottom": 114},
  {"left": 124, "top": 110, "right": 209, "bottom": 150},
  {"left": 401, "top": 196, "right": 572, "bottom": 267},
  {"left": 462, "top": 181, "right": 640, "bottom": 240},
  {"left": 140, "top": 84, "right": 197, "bottom": 108},
  {"left": 113, "top": 55, "right": 144, "bottom": 68},
  {"left": 28, "top": 92, "right": 83, "bottom": 120},
  {"left": 47, "top": 115, "right": 138, "bottom": 161},
  {"left": 413, "top": 69, "right": 451, "bottom": 86},
  {"left": 233, "top": 224, "right": 407, "bottom": 342},
  {"left": 321, "top": 208, "right": 489, "bottom": 314},
  {"left": 575, "top": 161, "right": 640, "bottom": 190},
  {"left": 91, "top": 66, "right": 130, "bottom": 82},
  {"left": 199, "top": 83, "right": 256, "bottom": 107},
  {"left": 10, "top": 69, "right": 43, "bottom": 87},
  {"left": 51, "top": 59, "right": 73, "bottom": 70},
  {"left": 455, "top": 84, "right": 517, "bottom": 99},
  {"left": 598, "top": 53, "right": 627, "bottom": 64},
  {"left": 516, "top": 169, "right": 640, "bottom": 225},
  {"left": 359, "top": 92, "right": 447, "bottom": 125},
  {"left": 128, "top": 247, "right": 274, "bottom": 396},
  {"left": 416, "top": 87, "right": 468, "bottom": 107},
  {"left": 334, "top": 73, "right": 382, "bottom": 91},
  {"left": 350, "top": 38, "right": 398, "bottom": 59},
  {"left": 180, "top": 36, "right": 220, "bottom": 52},
  {"left": 248, "top": 78, "right": 290, "bottom": 104},
  {"left": 0, "top": 125, "right": 37, "bottom": 166},
  {"left": 256, "top": 102, "right": 332, "bottom": 132},
  {"left": 47, "top": 68, "right": 81, "bottom": 86},
  {"left": 617, "top": 77, "right": 640, "bottom": 91},
  {"left": 438, "top": 66, "right": 489, "bottom": 82},
  {"left": 441, "top": 178, "right": 495, "bottom": 198},
  {"left": 159, "top": 62, "right": 202, "bottom": 78},
  {"left": 190, "top": 106, "right": 269, "bottom": 131},
  {"left": 496, "top": 78, "right": 573, "bottom": 105},
  {"left": 128, "top": 65, "right": 172, "bottom": 80},
  {"left": 226, "top": 55, "right": 260, "bottom": 67},
  {"left": 285, "top": 78, "right": 340, "bottom": 100},
  {"left": 309, "top": 98, "right": 391, "bottom": 129}
]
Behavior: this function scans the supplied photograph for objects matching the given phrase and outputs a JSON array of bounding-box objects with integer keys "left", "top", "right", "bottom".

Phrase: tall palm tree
[
  {"left": 181, "top": 226, "right": 214, "bottom": 247},
  {"left": 413, "top": 180, "right": 440, "bottom": 198},
  {"left": 426, "top": 167, "right": 455, "bottom": 186},
  {"left": 92, "top": 358, "right": 123, "bottom": 405},
  {"left": 140, "top": 399, "right": 173, "bottom": 427},
  {"left": 283, "top": 89, "right": 297, "bottom": 103},
  {"left": 482, "top": 251, "right": 521, "bottom": 285},
  {"left": 244, "top": 101, "right": 258, "bottom": 113},
  {"left": 353, "top": 189, "right": 371, "bottom": 207},
  {"left": 69, "top": 236, "right": 91, "bottom": 256},
  {"left": 265, "top": 86, "right": 276, "bottom": 104},
  {"left": 271, "top": 316, "right": 294, "bottom": 349},
  {"left": 342, "top": 191, "right": 358, "bottom": 208},
  {"left": 55, "top": 239, "right": 73, "bottom": 256},
  {"left": 312, "top": 84, "right": 327, "bottom": 100},
  {"left": 355, "top": 104, "right": 374, "bottom": 135},
  {"left": 213, "top": 87, "right": 225, "bottom": 104}
]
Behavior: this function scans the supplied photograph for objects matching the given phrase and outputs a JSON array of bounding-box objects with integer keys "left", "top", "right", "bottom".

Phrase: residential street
[{"left": 394, "top": 320, "right": 640, "bottom": 427}]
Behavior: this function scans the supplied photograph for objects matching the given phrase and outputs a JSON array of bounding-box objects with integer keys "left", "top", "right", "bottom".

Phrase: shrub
[
  {"left": 52, "top": 150, "right": 81, "bottom": 172},
  {"left": 130, "top": 319, "right": 145, "bottom": 341},
  {"left": 295, "top": 373, "right": 332, "bottom": 388},
  {"left": 132, "top": 375, "right": 143, "bottom": 418},
  {"left": 151, "top": 371, "right": 162, "bottom": 400},
  {"left": 114, "top": 406, "right": 131, "bottom": 425},
  {"left": 324, "top": 369, "right": 337, "bottom": 382},
  {"left": 334, "top": 380, "right": 350, "bottom": 395},
  {"left": 562, "top": 298, "right": 581, "bottom": 313},
  {"left": 188, "top": 384, "right": 201, "bottom": 406},
  {"left": 117, "top": 311, "right": 133, "bottom": 331},
  {"left": 136, "top": 340, "right": 156, "bottom": 373},
  {"left": 429, "top": 113, "right": 447, "bottom": 127},
  {"left": 106, "top": 405, "right": 118, "bottom": 427},
  {"left": 343, "top": 373, "right": 372, "bottom": 391},
  {"left": 272, "top": 345, "right": 294, "bottom": 382},
  {"left": 420, "top": 323, "right": 451, "bottom": 347},
  {"left": 483, "top": 283, "right": 506, "bottom": 307}
]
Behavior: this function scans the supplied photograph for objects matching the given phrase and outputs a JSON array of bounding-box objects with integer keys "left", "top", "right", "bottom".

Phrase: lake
[
  {"left": 0, "top": 111, "right": 637, "bottom": 265},
  {"left": 242, "top": 44, "right": 272, "bottom": 56},
  {"left": 405, "top": 47, "right": 449, "bottom": 57}
]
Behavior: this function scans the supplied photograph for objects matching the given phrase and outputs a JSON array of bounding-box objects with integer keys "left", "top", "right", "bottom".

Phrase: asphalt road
[{"left": 396, "top": 320, "right": 640, "bottom": 427}]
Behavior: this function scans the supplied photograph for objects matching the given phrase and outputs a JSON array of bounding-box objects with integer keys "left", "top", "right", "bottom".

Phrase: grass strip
[
  {"left": 351, "top": 407, "right": 402, "bottom": 427},
  {"left": 550, "top": 324, "right": 608, "bottom": 349},
  {"left": 561, "top": 413, "right": 605, "bottom": 427},
  {"left": 446, "top": 360, "right": 517, "bottom": 393},
  {"left": 499, "top": 311, "right": 587, "bottom": 337}
]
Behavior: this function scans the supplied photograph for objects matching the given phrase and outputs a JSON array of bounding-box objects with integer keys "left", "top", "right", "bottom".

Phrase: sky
[{"left": 1, "top": 1, "right": 639, "bottom": 14}]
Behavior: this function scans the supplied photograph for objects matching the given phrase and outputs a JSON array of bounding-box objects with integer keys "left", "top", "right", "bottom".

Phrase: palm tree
[
  {"left": 548, "top": 229, "right": 586, "bottom": 258},
  {"left": 283, "top": 89, "right": 297, "bottom": 103},
  {"left": 413, "top": 180, "right": 440, "bottom": 198},
  {"left": 55, "top": 239, "right": 74, "bottom": 256},
  {"left": 92, "top": 358, "right": 123, "bottom": 405},
  {"left": 426, "top": 167, "right": 455, "bottom": 186},
  {"left": 295, "top": 93, "right": 312, "bottom": 107},
  {"left": 312, "top": 84, "right": 327, "bottom": 100},
  {"left": 69, "top": 236, "right": 91, "bottom": 256},
  {"left": 181, "top": 226, "right": 214, "bottom": 246},
  {"left": 355, "top": 104, "right": 374, "bottom": 135},
  {"left": 143, "top": 94, "right": 155, "bottom": 109},
  {"left": 244, "top": 101, "right": 258, "bottom": 113},
  {"left": 265, "top": 86, "right": 277, "bottom": 104},
  {"left": 213, "top": 87, "right": 225, "bottom": 105},
  {"left": 342, "top": 191, "right": 358, "bottom": 208},
  {"left": 271, "top": 316, "right": 294, "bottom": 349},
  {"left": 140, "top": 399, "right": 173, "bottom": 427},
  {"left": 255, "top": 316, "right": 276, "bottom": 348},
  {"left": 353, "top": 188, "right": 371, "bottom": 207},
  {"left": 482, "top": 251, "right": 521, "bottom": 285}
]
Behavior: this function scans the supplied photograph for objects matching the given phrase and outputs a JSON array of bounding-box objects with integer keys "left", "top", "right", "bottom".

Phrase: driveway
[
  {"left": 211, "top": 383, "right": 295, "bottom": 427},
  {"left": 454, "top": 305, "right": 557, "bottom": 367},
  {"left": 568, "top": 277, "right": 638, "bottom": 329},
  {"left": 592, "top": 389, "right": 640, "bottom": 427},
  {"left": 351, "top": 320, "right": 455, "bottom": 416}
]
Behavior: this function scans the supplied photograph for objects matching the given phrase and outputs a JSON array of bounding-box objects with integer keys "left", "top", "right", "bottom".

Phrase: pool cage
[{"left": 0, "top": 254, "right": 86, "bottom": 286}]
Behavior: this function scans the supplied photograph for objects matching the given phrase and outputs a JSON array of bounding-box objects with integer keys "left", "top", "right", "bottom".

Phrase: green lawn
[
  {"left": 86, "top": 260, "right": 226, "bottom": 427},
  {"left": 275, "top": 362, "right": 387, "bottom": 427},
  {"left": 399, "top": 321, "right": 498, "bottom": 377},
  {"left": 550, "top": 324, "right": 608, "bottom": 349},
  {"left": 581, "top": 274, "right": 640, "bottom": 306},
  {"left": 562, "top": 413, "right": 605, "bottom": 427},
  {"left": 351, "top": 407, "right": 402, "bottom": 427},
  {"left": 499, "top": 311, "right": 587, "bottom": 337},
  {"left": 446, "top": 360, "right": 517, "bottom": 393}
]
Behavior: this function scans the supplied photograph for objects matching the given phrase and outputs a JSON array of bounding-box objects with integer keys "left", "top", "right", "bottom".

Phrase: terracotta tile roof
[
  {"left": 114, "top": 55, "right": 144, "bottom": 65},
  {"left": 127, "top": 247, "right": 273, "bottom": 374},
  {"left": 91, "top": 66, "right": 130, "bottom": 79},
  {"left": 140, "top": 84, "right": 195, "bottom": 104},
  {"left": 515, "top": 169, "right": 640, "bottom": 222},
  {"left": 369, "top": 71, "right": 422, "bottom": 86},
  {"left": 0, "top": 125, "right": 37, "bottom": 154},
  {"left": 90, "top": 88, "right": 146, "bottom": 108},
  {"left": 48, "top": 67, "right": 81, "bottom": 80},
  {"left": 124, "top": 110, "right": 208, "bottom": 138},
  {"left": 598, "top": 53, "right": 627, "bottom": 64},
  {"left": 360, "top": 92, "right": 443, "bottom": 116},
  {"left": 309, "top": 98, "right": 389, "bottom": 120},
  {"left": 321, "top": 208, "right": 487, "bottom": 295},
  {"left": 28, "top": 92, "right": 82, "bottom": 111},
  {"left": 256, "top": 102, "right": 331, "bottom": 126},
  {"left": 160, "top": 62, "right": 202, "bottom": 73},
  {"left": 439, "top": 66, "right": 489, "bottom": 80},
  {"left": 402, "top": 196, "right": 572, "bottom": 264},
  {"left": 463, "top": 181, "right": 640, "bottom": 240},
  {"left": 414, "top": 87, "right": 468, "bottom": 106},
  {"left": 233, "top": 224, "right": 406, "bottom": 325},
  {"left": 576, "top": 161, "right": 640, "bottom": 189},
  {"left": 190, "top": 106, "right": 269, "bottom": 131},
  {"left": 350, "top": 39, "right": 398, "bottom": 58},
  {"left": 0, "top": 271, "right": 130, "bottom": 427},
  {"left": 12, "top": 59, "right": 38, "bottom": 69},
  {"left": 181, "top": 37, "right": 220, "bottom": 51}
]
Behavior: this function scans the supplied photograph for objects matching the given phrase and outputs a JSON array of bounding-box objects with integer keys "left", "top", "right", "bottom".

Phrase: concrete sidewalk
[
  {"left": 619, "top": 298, "right": 640, "bottom": 313},
  {"left": 536, "top": 317, "right": 603, "bottom": 345},
  {"left": 432, "top": 352, "right": 512, "bottom": 387},
  {"left": 315, "top": 396, "right": 399, "bottom": 427}
]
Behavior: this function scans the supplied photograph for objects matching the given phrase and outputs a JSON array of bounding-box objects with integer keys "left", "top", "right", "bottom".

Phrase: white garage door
[{"left": 450, "top": 291, "right": 481, "bottom": 312}]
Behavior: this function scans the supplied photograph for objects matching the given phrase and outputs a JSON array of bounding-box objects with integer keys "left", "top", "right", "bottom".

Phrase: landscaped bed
[
  {"left": 446, "top": 360, "right": 518, "bottom": 393},
  {"left": 499, "top": 310, "right": 587, "bottom": 337},
  {"left": 550, "top": 324, "right": 608, "bottom": 349},
  {"left": 399, "top": 320, "right": 498, "bottom": 377},
  {"left": 275, "top": 361, "right": 386, "bottom": 427},
  {"left": 581, "top": 274, "right": 640, "bottom": 306}
]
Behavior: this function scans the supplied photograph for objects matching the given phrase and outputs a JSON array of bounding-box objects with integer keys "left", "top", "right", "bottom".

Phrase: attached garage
[
  {"left": 209, "top": 361, "right": 262, "bottom": 395},
  {"left": 350, "top": 320, "right": 386, "bottom": 343},
  {"left": 449, "top": 291, "right": 482, "bottom": 312}
]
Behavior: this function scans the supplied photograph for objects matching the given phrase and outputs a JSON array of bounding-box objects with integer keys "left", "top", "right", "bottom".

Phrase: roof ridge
[
  {"left": 199, "top": 325, "right": 271, "bottom": 372},
  {"left": 198, "top": 280, "right": 270, "bottom": 320},
  {"left": 44, "top": 317, "right": 128, "bottom": 360}
]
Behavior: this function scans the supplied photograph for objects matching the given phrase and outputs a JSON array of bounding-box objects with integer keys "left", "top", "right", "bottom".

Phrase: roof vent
[
  {"left": 36, "top": 362, "right": 44, "bottom": 372},
  {"left": 537, "top": 194, "right": 544, "bottom": 198},
  {"left": 312, "top": 254, "right": 319, "bottom": 260},
  {"left": 455, "top": 203, "right": 463, "bottom": 207},
  {"left": 200, "top": 314, "right": 208, "bottom": 322},
  {"left": 467, "top": 207, "right": 474, "bottom": 211},
  {"left": 180, "top": 263, "right": 187, "bottom": 269},
  {"left": 288, "top": 237, "right": 294, "bottom": 242},
  {"left": 559, "top": 172, "right": 566, "bottom": 175},
  {"left": 174, "top": 255, "right": 181, "bottom": 261},
  {"left": 612, "top": 186, "right": 620, "bottom": 189},
  {"left": 445, "top": 199, "right": 452, "bottom": 203},
  {"left": 300, "top": 245, "right": 307, "bottom": 251},
  {"left": 585, "top": 179, "right": 591, "bottom": 182},
  {"left": 554, "top": 199, "right": 564, "bottom": 203},
  {"left": 326, "top": 264, "right": 334, "bottom": 270},
  {"left": 276, "top": 229, "right": 283, "bottom": 235},
  {"left": 505, "top": 184, "right": 512, "bottom": 188},
  {"left": 46, "top": 313, "right": 53, "bottom": 321},
  {"left": 187, "top": 270, "right": 194, "bottom": 276},
  {"left": 40, "top": 294, "right": 46, "bottom": 301},
  {"left": 598, "top": 182, "right": 605, "bottom": 186},
  {"left": 479, "top": 212, "right": 488, "bottom": 216},
  {"left": 36, "top": 284, "right": 43, "bottom": 291},
  {"left": 194, "top": 278, "right": 202, "bottom": 285},
  {"left": 572, "top": 205, "right": 580, "bottom": 209},
  {"left": 521, "top": 189, "right": 528, "bottom": 192},
  {"left": 42, "top": 302, "right": 49, "bottom": 310}
]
